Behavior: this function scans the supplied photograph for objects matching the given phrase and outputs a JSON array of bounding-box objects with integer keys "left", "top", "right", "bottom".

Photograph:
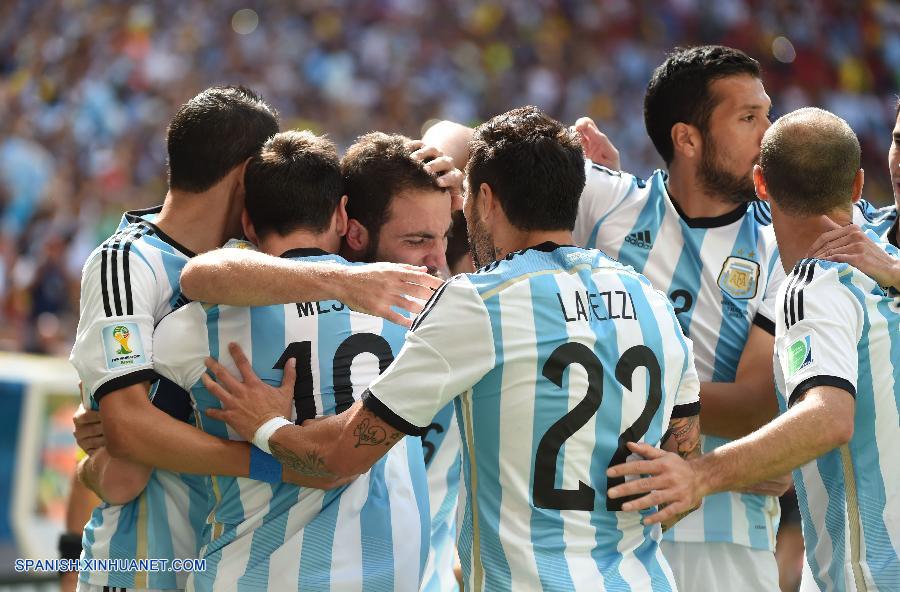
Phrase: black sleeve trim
[
  {"left": 788, "top": 375, "right": 856, "bottom": 407},
  {"left": 753, "top": 313, "right": 776, "bottom": 336},
  {"left": 94, "top": 369, "right": 159, "bottom": 404},
  {"left": 361, "top": 389, "right": 428, "bottom": 436},
  {"left": 670, "top": 401, "right": 701, "bottom": 419}
]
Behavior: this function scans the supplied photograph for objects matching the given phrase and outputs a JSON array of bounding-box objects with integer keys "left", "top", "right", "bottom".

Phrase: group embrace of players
[{"left": 64, "top": 44, "right": 900, "bottom": 592}]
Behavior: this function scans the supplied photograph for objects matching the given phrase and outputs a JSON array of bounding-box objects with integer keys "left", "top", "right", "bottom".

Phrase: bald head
[{"left": 759, "top": 107, "right": 860, "bottom": 216}]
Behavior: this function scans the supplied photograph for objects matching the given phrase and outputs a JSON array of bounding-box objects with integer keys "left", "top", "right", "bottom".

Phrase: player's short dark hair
[
  {"left": 645, "top": 46, "right": 761, "bottom": 165},
  {"left": 759, "top": 107, "right": 860, "bottom": 216},
  {"left": 466, "top": 106, "right": 584, "bottom": 231},
  {"left": 244, "top": 131, "right": 343, "bottom": 237},
  {"left": 341, "top": 132, "right": 444, "bottom": 243},
  {"left": 167, "top": 86, "right": 279, "bottom": 193}
]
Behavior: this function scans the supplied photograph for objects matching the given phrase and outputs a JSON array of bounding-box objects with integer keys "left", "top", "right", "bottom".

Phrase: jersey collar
[
  {"left": 668, "top": 195, "right": 750, "bottom": 229},
  {"left": 279, "top": 247, "right": 331, "bottom": 258},
  {"left": 123, "top": 205, "right": 197, "bottom": 258}
]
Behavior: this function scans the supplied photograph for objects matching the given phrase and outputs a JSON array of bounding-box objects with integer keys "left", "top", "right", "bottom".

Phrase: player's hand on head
[
  {"left": 809, "top": 223, "right": 900, "bottom": 289},
  {"left": 606, "top": 441, "right": 702, "bottom": 526},
  {"left": 203, "top": 343, "right": 295, "bottom": 442},
  {"left": 573, "top": 116, "right": 621, "bottom": 171},
  {"left": 410, "top": 142, "right": 465, "bottom": 211},
  {"left": 340, "top": 262, "right": 445, "bottom": 328},
  {"left": 73, "top": 403, "right": 105, "bottom": 456}
]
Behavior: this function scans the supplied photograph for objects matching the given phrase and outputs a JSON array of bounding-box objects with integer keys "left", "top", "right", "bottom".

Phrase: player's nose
[{"left": 425, "top": 246, "right": 449, "bottom": 278}]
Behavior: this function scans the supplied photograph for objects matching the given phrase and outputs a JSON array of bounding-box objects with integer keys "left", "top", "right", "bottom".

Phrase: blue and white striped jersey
[
  {"left": 854, "top": 199, "right": 898, "bottom": 244},
  {"left": 365, "top": 243, "right": 700, "bottom": 592},
  {"left": 69, "top": 206, "right": 207, "bottom": 589},
  {"left": 774, "top": 250, "right": 900, "bottom": 592},
  {"left": 153, "top": 248, "right": 430, "bottom": 592},
  {"left": 419, "top": 402, "right": 462, "bottom": 592},
  {"left": 574, "top": 163, "right": 785, "bottom": 551}
]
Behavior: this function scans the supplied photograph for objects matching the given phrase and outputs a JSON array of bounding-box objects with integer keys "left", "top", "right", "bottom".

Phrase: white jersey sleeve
[
  {"left": 573, "top": 161, "right": 638, "bottom": 246},
  {"left": 673, "top": 335, "right": 701, "bottom": 413},
  {"left": 363, "top": 275, "right": 495, "bottom": 433},
  {"left": 70, "top": 250, "right": 158, "bottom": 405},
  {"left": 755, "top": 248, "right": 786, "bottom": 334},
  {"left": 153, "top": 301, "right": 211, "bottom": 391},
  {"left": 776, "top": 261, "right": 861, "bottom": 408}
]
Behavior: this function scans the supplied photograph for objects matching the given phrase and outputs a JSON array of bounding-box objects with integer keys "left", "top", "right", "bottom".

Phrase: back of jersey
[
  {"left": 155, "top": 250, "right": 429, "bottom": 591},
  {"left": 459, "top": 244, "right": 699, "bottom": 591}
]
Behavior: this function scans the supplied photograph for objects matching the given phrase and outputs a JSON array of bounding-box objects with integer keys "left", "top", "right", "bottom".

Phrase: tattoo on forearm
[
  {"left": 666, "top": 416, "right": 701, "bottom": 460},
  {"left": 270, "top": 442, "right": 333, "bottom": 478},
  {"left": 351, "top": 414, "right": 404, "bottom": 448}
]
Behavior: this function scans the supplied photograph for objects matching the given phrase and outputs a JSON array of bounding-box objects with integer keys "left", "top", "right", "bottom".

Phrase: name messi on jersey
[
  {"left": 296, "top": 300, "right": 346, "bottom": 317},
  {"left": 556, "top": 289, "right": 637, "bottom": 323}
]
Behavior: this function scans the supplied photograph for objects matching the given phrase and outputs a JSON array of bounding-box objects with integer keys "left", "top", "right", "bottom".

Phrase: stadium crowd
[{"left": 1, "top": 0, "right": 899, "bottom": 354}]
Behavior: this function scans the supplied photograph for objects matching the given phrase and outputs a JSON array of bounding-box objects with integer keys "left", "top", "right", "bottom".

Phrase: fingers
[
  {"left": 405, "top": 139, "right": 425, "bottom": 153},
  {"left": 808, "top": 224, "right": 863, "bottom": 257},
  {"left": 410, "top": 145, "right": 440, "bottom": 162},
  {"left": 201, "top": 371, "right": 233, "bottom": 406},
  {"left": 205, "top": 407, "right": 226, "bottom": 422},
  {"left": 424, "top": 155, "right": 455, "bottom": 175},
  {"left": 400, "top": 269, "right": 445, "bottom": 290},
  {"left": 227, "top": 343, "right": 258, "bottom": 385},
  {"left": 280, "top": 357, "right": 296, "bottom": 394},
  {"left": 607, "top": 475, "right": 661, "bottom": 499},
  {"left": 640, "top": 501, "right": 686, "bottom": 526},
  {"left": 626, "top": 441, "right": 667, "bottom": 459},
  {"left": 384, "top": 308, "right": 414, "bottom": 329},
  {"left": 400, "top": 279, "right": 442, "bottom": 301}
]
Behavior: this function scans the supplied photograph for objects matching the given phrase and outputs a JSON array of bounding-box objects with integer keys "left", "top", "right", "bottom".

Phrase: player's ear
[
  {"left": 752, "top": 165, "right": 769, "bottom": 203},
  {"left": 241, "top": 210, "right": 258, "bottom": 244},
  {"left": 333, "top": 195, "right": 350, "bottom": 237},
  {"left": 345, "top": 218, "right": 369, "bottom": 253},
  {"left": 479, "top": 182, "right": 496, "bottom": 222},
  {"left": 850, "top": 169, "right": 864, "bottom": 204},
  {"left": 671, "top": 122, "right": 700, "bottom": 160}
]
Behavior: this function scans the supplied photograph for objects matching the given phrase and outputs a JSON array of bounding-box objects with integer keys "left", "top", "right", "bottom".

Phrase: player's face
[
  {"left": 373, "top": 188, "right": 452, "bottom": 276},
  {"left": 889, "top": 108, "right": 900, "bottom": 203},
  {"left": 698, "top": 75, "right": 771, "bottom": 204}
]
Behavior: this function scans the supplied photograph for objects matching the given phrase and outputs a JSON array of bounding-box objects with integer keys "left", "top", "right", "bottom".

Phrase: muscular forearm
[
  {"left": 180, "top": 249, "right": 345, "bottom": 306},
  {"left": 78, "top": 449, "right": 151, "bottom": 505},
  {"left": 694, "top": 390, "right": 852, "bottom": 496},
  {"left": 699, "top": 380, "right": 778, "bottom": 440}
]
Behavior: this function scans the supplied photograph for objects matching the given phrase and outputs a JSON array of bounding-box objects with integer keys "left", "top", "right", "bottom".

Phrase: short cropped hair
[
  {"left": 759, "top": 107, "right": 860, "bottom": 216},
  {"left": 341, "top": 132, "right": 444, "bottom": 242},
  {"left": 244, "top": 130, "right": 343, "bottom": 237},
  {"left": 167, "top": 86, "right": 278, "bottom": 192},
  {"left": 645, "top": 46, "right": 761, "bottom": 165},
  {"left": 466, "top": 106, "right": 584, "bottom": 231}
]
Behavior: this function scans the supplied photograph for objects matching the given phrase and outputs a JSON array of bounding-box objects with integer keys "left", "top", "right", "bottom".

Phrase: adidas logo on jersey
[{"left": 625, "top": 230, "right": 652, "bottom": 250}]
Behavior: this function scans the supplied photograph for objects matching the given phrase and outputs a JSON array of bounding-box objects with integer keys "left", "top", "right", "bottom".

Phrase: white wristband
[{"left": 252, "top": 416, "right": 293, "bottom": 454}]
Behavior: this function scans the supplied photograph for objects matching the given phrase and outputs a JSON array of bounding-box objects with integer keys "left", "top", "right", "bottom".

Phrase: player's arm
[
  {"left": 180, "top": 251, "right": 442, "bottom": 328},
  {"left": 204, "top": 276, "right": 494, "bottom": 481},
  {"left": 608, "top": 263, "right": 861, "bottom": 523},
  {"left": 76, "top": 446, "right": 151, "bottom": 505},
  {"left": 607, "top": 385, "right": 854, "bottom": 525},
  {"left": 573, "top": 116, "right": 621, "bottom": 171},
  {"left": 697, "top": 324, "right": 779, "bottom": 439}
]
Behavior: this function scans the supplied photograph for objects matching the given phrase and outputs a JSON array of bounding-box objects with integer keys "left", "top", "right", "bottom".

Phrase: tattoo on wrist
[
  {"left": 668, "top": 416, "right": 701, "bottom": 460},
  {"left": 270, "top": 442, "right": 332, "bottom": 478}
]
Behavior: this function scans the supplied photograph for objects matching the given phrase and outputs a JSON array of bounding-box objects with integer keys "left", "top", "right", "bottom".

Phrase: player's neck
[
  {"left": 775, "top": 209, "right": 853, "bottom": 272},
  {"left": 493, "top": 228, "right": 574, "bottom": 260},
  {"left": 666, "top": 162, "right": 747, "bottom": 219},
  {"left": 257, "top": 231, "right": 339, "bottom": 258}
]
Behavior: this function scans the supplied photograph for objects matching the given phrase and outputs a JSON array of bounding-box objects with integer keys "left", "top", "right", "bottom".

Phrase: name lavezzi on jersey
[
  {"left": 573, "top": 163, "right": 784, "bottom": 551},
  {"left": 69, "top": 207, "right": 207, "bottom": 590}
]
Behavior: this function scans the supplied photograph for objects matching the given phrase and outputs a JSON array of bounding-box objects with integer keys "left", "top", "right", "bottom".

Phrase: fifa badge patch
[
  {"left": 101, "top": 322, "right": 146, "bottom": 369},
  {"left": 717, "top": 256, "right": 760, "bottom": 299},
  {"left": 786, "top": 334, "right": 813, "bottom": 377}
]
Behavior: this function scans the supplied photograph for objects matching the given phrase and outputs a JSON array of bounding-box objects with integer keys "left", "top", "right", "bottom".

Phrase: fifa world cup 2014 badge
[
  {"left": 717, "top": 256, "right": 760, "bottom": 299},
  {"left": 786, "top": 335, "right": 813, "bottom": 377},
  {"left": 102, "top": 322, "right": 146, "bottom": 369}
]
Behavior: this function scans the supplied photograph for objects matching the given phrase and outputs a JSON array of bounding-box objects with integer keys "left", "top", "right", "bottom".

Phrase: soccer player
[
  {"left": 69, "top": 87, "right": 441, "bottom": 591},
  {"left": 607, "top": 107, "right": 900, "bottom": 592},
  {"left": 199, "top": 106, "right": 703, "bottom": 591},
  {"left": 180, "top": 131, "right": 464, "bottom": 590},
  {"left": 572, "top": 46, "right": 790, "bottom": 590},
  {"left": 151, "top": 130, "right": 430, "bottom": 590}
]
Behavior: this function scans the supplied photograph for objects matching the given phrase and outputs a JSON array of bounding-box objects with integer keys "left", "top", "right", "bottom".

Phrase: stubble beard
[{"left": 698, "top": 138, "right": 757, "bottom": 205}]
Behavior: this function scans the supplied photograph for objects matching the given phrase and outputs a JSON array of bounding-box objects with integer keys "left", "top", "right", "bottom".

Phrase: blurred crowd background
[{"left": 1, "top": 0, "right": 898, "bottom": 355}]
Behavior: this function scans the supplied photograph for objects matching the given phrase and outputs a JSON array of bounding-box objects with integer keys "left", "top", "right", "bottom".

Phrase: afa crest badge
[
  {"left": 717, "top": 256, "right": 760, "bottom": 299},
  {"left": 102, "top": 322, "right": 146, "bottom": 369}
]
